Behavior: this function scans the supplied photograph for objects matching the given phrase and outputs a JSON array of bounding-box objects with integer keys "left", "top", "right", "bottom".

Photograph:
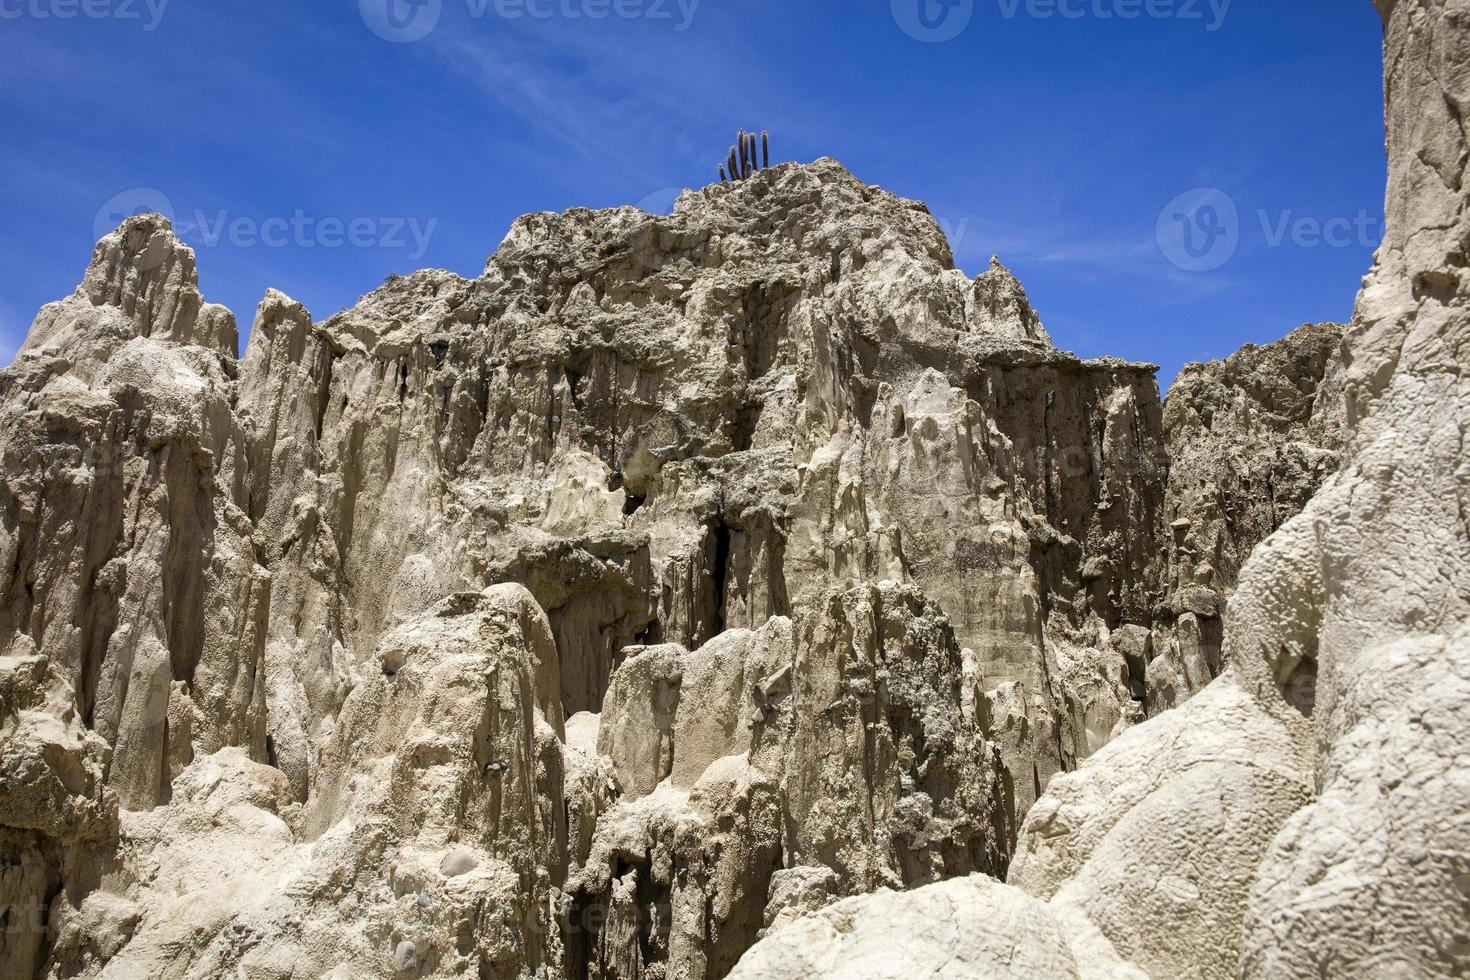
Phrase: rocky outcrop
[
  {"left": 1, "top": 2, "right": 1465, "bottom": 972},
  {"left": 222, "top": 157, "right": 1168, "bottom": 839},
  {"left": 0, "top": 165, "right": 1168, "bottom": 978},
  {"left": 1232, "top": 1, "right": 1470, "bottom": 973},
  {"left": 998, "top": 2, "right": 1470, "bottom": 975},
  {"left": 1145, "top": 321, "right": 1346, "bottom": 713},
  {"left": 725, "top": 2, "right": 1470, "bottom": 977},
  {"left": 0, "top": 216, "right": 264, "bottom": 978},
  {"left": 0, "top": 217, "right": 269, "bottom": 813},
  {"left": 50, "top": 585, "right": 571, "bottom": 979},
  {"left": 728, "top": 875, "right": 1144, "bottom": 980},
  {"left": 569, "top": 584, "right": 1010, "bottom": 979},
  {"left": 1162, "top": 322, "right": 1345, "bottom": 598}
]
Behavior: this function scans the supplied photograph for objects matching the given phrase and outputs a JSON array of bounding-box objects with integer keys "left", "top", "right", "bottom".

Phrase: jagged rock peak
[
  {"left": 486, "top": 158, "right": 1055, "bottom": 348},
  {"left": 19, "top": 212, "right": 237, "bottom": 365},
  {"left": 973, "top": 254, "right": 1054, "bottom": 345}
]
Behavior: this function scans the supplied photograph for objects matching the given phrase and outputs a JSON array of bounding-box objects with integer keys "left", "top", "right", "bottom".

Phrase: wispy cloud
[
  {"left": 943, "top": 215, "right": 1241, "bottom": 296},
  {"left": 952, "top": 220, "right": 1148, "bottom": 273},
  {"left": 426, "top": 7, "right": 822, "bottom": 199},
  {"left": 434, "top": 21, "right": 730, "bottom": 186}
]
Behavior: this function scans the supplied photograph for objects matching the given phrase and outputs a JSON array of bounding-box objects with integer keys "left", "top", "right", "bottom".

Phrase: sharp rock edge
[{"left": 0, "top": 8, "right": 1463, "bottom": 973}]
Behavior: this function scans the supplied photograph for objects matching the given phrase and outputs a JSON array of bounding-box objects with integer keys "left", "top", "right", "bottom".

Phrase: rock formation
[
  {"left": 742, "top": 1, "right": 1470, "bottom": 976},
  {"left": 0, "top": 1, "right": 1465, "bottom": 975},
  {"left": 1146, "top": 321, "right": 1346, "bottom": 714}
]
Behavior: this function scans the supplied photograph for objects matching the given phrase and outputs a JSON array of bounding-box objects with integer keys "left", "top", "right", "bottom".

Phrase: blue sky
[{"left": 0, "top": 0, "right": 1385, "bottom": 387}]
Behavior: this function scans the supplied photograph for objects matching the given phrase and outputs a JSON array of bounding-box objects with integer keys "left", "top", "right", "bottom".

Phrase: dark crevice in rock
[{"left": 710, "top": 520, "right": 733, "bottom": 638}]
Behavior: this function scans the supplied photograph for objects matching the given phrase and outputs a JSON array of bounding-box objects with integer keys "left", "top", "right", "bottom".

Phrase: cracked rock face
[
  {"left": 0, "top": 164, "right": 1164, "bottom": 978},
  {"left": 742, "top": 2, "right": 1468, "bottom": 977},
  {"left": 0, "top": 4, "right": 1466, "bottom": 974},
  {"left": 1145, "top": 321, "right": 1346, "bottom": 715}
]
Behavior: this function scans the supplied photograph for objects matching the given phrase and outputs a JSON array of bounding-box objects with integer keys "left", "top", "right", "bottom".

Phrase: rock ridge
[{"left": 1, "top": 25, "right": 1464, "bottom": 974}]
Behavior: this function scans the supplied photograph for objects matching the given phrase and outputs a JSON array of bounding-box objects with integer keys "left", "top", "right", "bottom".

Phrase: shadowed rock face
[
  {"left": 0, "top": 162, "right": 1170, "bottom": 978},
  {"left": 224, "top": 158, "right": 1173, "bottom": 832},
  {"left": 0, "top": 6, "right": 1463, "bottom": 972},
  {"left": 739, "top": 2, "right": 1470, "bottom": 978},
  {"left": 1163, "top": 321, "right": 1345, "bottom": 600},
  {"left": 1144, "top": 321, "right": 1347, "bottom": 715}
]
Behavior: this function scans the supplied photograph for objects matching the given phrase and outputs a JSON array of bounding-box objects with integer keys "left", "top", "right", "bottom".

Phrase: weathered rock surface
[
  {"left": 640, "top": 1, "right": 1470, "bottom": 977},
  {"left": 568, "top": 584, "right": 1010, "bottom": 978},
  {"left": 999, "top": 3, "right": 1467, "bottom": 979},
  {"left": 0, "top": 216, "right": 263, "bottom": 978},
  {"left": 238, "top": 158, "right": 1175, "bottom": 835},
  {"left": 729, "top": 875, "right": 1144, "bottom": 980},
  {"left": 1233, "top": 1, "right": 1470, "bottom": 974},
  {"left": 50, "top": 585, "right": 571, "bottom": 979},
  {"left": 1146, "top": 321, "right": 1346, "bottom": 713},
  {"left": 0, "top": 3, "right": 1466, "bottom": 974},
  {"left": 1163, "top": 321, "right": 1346, "bottom": 599},
  {"left": 0, "top": 164, "right": 1165, "bottom": 977}
]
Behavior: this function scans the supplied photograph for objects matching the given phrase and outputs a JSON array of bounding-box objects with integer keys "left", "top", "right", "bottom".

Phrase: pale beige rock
[
  {"left": 1233, "top": 2, "right": 1470, "bottom": 974},
  {"left": 570, "top": 582, "right": 1009, "bottom": 977},
  {"left": 1148, "top": 322, "right": 1345, "bottom": 713},
  {"left": 997, "top": 5, "right": 1470, "bottom": 980},
  {"left": 596, "top": 642, "right": 683, "bottom": 799},
  {"left": 761, "top": 865, "right": 839, "bottom": 934},
  {"left": 671, "top": 618, "right": 791, "bottom": 788},
  {"left": 57, "top": 585, "right": 572, "bottom": 980},
  {"left": 0, "top": 216, "right": 269, "bottom": 816},
  {"left": 728, "top": 875, "right": 1146, "bottom": 980},
  {"left": 1008, "top": 677, "right": 1313, "bottom": 978},
  {"left": 3, "top": 10, "right": 1467, "bottom": 972}
]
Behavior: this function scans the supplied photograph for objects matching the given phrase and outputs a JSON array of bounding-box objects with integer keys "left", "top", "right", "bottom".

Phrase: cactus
[{"left": 718, "top": 130, "right": 772, "bottom": 184}]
